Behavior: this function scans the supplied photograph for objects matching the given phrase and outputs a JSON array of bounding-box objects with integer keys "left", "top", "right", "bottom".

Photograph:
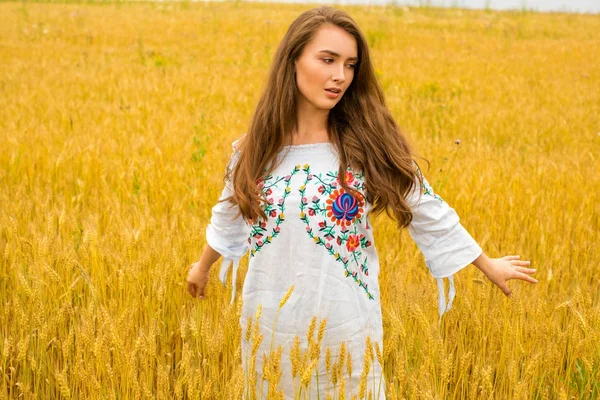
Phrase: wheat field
[{"left": 0, "top": 1, "right": 599, "bottom": 399}]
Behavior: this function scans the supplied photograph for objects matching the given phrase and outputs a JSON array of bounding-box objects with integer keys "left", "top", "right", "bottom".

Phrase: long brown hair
[{"left": 225, "top": 5, "right": 422, "bottom": 230}]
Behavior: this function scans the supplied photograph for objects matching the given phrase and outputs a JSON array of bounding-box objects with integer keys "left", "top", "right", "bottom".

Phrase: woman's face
[{"left": 294, "top": 24, "right": 358, "bottom": 111}]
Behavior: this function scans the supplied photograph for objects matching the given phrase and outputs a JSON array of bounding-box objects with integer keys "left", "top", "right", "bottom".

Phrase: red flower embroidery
[
  {"left": 346, "top": 234, "right": 360, "bottom": 252},
  {"left": 346, "top": 235, "right": 360, "bottom": 251},
  {"left": 343, "top": 171, "right": 354, "bottom": 184}
]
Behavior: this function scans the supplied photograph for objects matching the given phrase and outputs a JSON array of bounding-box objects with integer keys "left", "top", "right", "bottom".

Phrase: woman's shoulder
[{"left": 231, "top": 133, "right": 247, "bottom": 153}]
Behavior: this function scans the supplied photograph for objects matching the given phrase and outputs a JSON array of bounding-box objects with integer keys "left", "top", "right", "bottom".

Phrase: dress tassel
[
  {"left": 436, "top": 274, "right": 456, "bottom": 325},
  {"left": 219, "top": 257, "right": 241, "bottom": 304}
]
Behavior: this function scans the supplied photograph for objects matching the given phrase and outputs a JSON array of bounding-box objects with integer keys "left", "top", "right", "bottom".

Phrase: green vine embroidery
[
  {"left": 298, "top": 163, "right": 375, "bottom": 301},
  {"left": 422, "top": 179, "right": 444, "bottom": 203},
  {"left": 249, "top": 165, "right": 301, "bottom": 257}
]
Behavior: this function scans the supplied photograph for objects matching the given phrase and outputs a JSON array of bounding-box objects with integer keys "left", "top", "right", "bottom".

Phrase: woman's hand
[
  {"left": 473, "top": 254, "right": 538, "bottom": 296},
  {"left": 186, "top": 261, "right": 210, "bottom": 299}
]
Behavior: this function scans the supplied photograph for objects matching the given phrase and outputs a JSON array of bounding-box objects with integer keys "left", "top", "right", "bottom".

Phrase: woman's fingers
[
  {"left": 498, "top": 281, "right": 512, "bottom": 297},
  {"left": 514, "top": 266, "right": 536, "bottom": 274},
  {"left": 509, "top": 271, "right": 538, "bottom": 284},
  {"left": 503, "top": 256, "right": 533, "bottom": 267},
  {"left": 510, "top": 260, "right": 531, "bottom": 267},
  {"left": 187, "top": 282, "right": 197, "bottom": 297}
]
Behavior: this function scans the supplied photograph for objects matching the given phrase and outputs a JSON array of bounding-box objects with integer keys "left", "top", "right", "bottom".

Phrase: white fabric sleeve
[
  {"left": 406, "top": 166, "right": 483, "bottom": 321},
  {"left": 205, "top": 138, "right": 251, "bottom": 304}
]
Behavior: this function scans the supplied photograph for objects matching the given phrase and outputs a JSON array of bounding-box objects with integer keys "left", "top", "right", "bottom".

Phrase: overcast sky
[
  {"left": 403, "top": 0, "right": 599, "bottom": 13},
  {"left": 255, "top": 0, "right": 600, "bottom": 13}
]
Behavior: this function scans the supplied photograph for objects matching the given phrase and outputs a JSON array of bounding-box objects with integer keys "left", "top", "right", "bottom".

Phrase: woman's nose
[
  {"left": 332, "top": 71, "right": 345, "bottom": 83},
  {"left": 332, "top": 64, "right": 347, "bottom": 83}
]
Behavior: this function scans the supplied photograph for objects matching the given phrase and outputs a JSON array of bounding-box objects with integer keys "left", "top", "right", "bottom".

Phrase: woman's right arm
[
  {"left": 186, "top": 137, "right": 251, "bottom": 301},
  {"left": 199, "top": 243, "right": 222, "bottom": 268}
]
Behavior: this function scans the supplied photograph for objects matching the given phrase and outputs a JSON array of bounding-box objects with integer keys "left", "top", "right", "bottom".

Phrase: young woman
[{"left": 186, "top": 6, "right": 537, "bottom": 399}]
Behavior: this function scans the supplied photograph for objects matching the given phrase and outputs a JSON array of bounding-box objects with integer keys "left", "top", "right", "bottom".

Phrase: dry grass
[{"left": 1, "top": 1, "right": 599, "bottom": 399}]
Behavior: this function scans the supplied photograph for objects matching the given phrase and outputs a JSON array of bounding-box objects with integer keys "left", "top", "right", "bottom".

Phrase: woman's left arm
[{"left": 406, "top": 166, "right": 537, "bottom": 318}]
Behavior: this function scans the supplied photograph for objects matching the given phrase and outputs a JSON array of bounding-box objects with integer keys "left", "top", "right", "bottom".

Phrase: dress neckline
[
  {"left": 279, "top": 142, "right": 336, "bottom": 156},
  {"left": 282, "top": 141, "right": 332, "bottom": 148}
]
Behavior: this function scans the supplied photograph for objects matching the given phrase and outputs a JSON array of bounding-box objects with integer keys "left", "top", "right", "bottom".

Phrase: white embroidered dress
[{"left": 205, "top": 139, "right": 482, "bottom": 399}]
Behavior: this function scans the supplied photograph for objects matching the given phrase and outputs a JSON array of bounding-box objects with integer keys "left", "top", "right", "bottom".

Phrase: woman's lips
[{"left": 324, "top": 89, "right": 339, "bottom": 99}]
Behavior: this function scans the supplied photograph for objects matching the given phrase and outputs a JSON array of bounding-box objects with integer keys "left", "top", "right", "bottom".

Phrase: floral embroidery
[
  {"left": 248, "top": 165, "right": 300, "bottom": 257},
  {"left": 422, "top": 179, "right": 444, "bottom": 203},
  {"left": 346, "top": 234, "right": 360, "bottom": 252},
  {"left": 298, "top": 164, "right": 375, "bottom": 301},
  {"left": 326, "top": 188, "right": 364, "bottom": 228},
  {"left": 246, "top": 161, "right": 376, "bottom": 300}
]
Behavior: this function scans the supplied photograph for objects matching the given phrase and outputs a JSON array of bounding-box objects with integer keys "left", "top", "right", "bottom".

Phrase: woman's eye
[{"left": 324, "top": 58, "right": 356, "bottom": 69}]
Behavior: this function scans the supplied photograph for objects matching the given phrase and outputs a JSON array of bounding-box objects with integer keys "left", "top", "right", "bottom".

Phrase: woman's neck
[{"left": 283, "top": 130, "right": 330, "bottom": 146}]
